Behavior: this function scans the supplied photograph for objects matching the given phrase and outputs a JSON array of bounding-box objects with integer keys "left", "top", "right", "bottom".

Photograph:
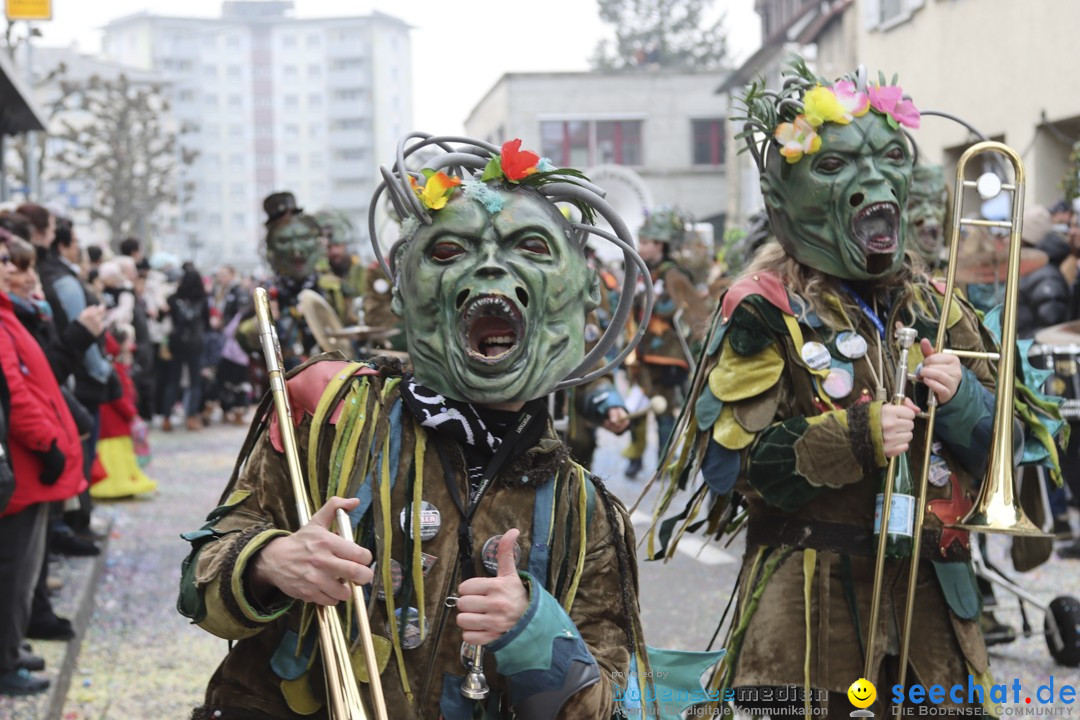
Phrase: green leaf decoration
[
  {"left": 420, "top": 168, "right": 436, "bottom": 179},
  {"left": 480, "top": 156, "right": 503, "bottom": 183}
]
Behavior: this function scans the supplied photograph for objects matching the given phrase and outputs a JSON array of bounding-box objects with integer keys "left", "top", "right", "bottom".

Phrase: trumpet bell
[
  {"left": 953, "top": 464, "right": 1049, "bottom": 537},
  {"left": 460, "top": 667, "right": 490, "bottom": 700}
]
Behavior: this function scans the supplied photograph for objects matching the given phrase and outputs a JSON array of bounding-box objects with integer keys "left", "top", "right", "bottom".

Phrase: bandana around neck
[{"left": 398, "top": 374, "right": 548, "bottom": 486}]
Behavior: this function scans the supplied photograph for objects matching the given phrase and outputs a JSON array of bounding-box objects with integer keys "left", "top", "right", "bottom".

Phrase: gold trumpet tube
[
  {"left": 861, "top": 327, "right": 918, "bottom": 682},
  {"left": 254, "top": 288, "right": 386, "bottom": 720}
]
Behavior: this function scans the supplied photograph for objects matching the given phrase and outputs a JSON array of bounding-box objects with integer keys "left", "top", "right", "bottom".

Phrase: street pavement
[{"left": 4, "top": 413, "right": 1077, "bottom": 718}]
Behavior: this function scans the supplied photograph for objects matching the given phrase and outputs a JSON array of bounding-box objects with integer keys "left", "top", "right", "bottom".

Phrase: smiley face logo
[{"left": 847, "top": 677, "right": 877, "bottom": 708}]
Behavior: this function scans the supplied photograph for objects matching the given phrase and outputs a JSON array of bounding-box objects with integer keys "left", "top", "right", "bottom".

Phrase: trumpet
[
  {"left": 254, "top": 288, "right": 388, "bottom": 720},
  {"left": 862, "top": 142, "right": 1047, "bottom": 697}
]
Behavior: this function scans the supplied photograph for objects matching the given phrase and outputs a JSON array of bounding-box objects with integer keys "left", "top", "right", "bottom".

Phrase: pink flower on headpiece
[
  {"left": 775, "top": 115, "right": 822, "bottom": 164},
  {"left": 832, "top": 80, "right": 870, "bottom": 120},
  {"left": 867, "top": 84, "right": 921, "bottom": 129}
]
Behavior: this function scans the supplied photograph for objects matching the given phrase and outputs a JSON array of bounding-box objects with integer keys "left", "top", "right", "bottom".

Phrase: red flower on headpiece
[{"left": 499, "top": 139, "right": 540, "bottom": 181}]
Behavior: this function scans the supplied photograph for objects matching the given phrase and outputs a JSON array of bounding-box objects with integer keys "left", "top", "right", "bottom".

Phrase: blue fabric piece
[
  {"left": 706, "top": 313, "right": 733, "bottom": 355},
  {"left": 701, "top": 439, "right": 739, "bottom": 496},
  {"left": 497, "top": 635, "right": 597, "bottom": 708},
  {"left": 585, "top": 384, "right": 625, "bottom": 423},
  {"left": 529, "top": 477, "right": 555, "bottom": 582},
  {"left": 789, "top": 297, "right": 823, "bottom": 328},
  {"left": 438, "top": 673, "right": 476, "bottom": 720},
  {"left": 488, "top": 576, "right": 595, "bottom": 706},
  {"left": 934, "top": 367, "right": 996, "bottom": 478},
  {"left": 270, "top": 628, "right": 316, "bottom": 680},
  {"left": 614, "top": 647, "right": 728, "bottom": 719},
  {"left": 695, "top": 390, "right": 724, "bottom": 432},
  {"left": 932, "top": 562, "right": 982, "bottom": 620},
  {"left": 350, "top": 396, "right": 402, "bottom": 528}
]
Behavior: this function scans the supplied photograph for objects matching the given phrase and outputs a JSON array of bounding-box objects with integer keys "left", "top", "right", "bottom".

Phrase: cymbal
[
  {"left": 1035, "top": 320, "right": 1080, "bottom": 346},
  {"left": 327, "top": 325, "right": 402, "bottom": 340},
  {"left": 955, "top": 247, "right": 1048, "bottom": 284}
]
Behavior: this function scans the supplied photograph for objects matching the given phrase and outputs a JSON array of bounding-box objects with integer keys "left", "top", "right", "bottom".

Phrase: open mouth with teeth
[
  {"left": 914, "top": 219, "right": 942, "bottom": 251},
  {"left": 852, "top": 202, "right": 900, "bottom": 255},
  {"left": 460, "top": 293, "right": 525, "bottom": 365}
]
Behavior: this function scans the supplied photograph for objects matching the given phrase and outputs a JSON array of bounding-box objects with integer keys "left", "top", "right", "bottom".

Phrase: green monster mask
[
  {"left": 266, "top": 215, "right": 324, "bottom": 280},
  {"left": 762, "top": 111, "right": 914, "bottom": 280},
  {"left": 392, "top": 186, "right": 601, "bottom": 405},
  {"left": 906, "top": 164, "right": 948, "bottom": 266}
]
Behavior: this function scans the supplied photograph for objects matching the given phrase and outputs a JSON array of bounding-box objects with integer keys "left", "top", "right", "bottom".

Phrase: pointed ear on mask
[
  {"left": 585, "top": 269, "right": 601, "bottom": 313},
  {"left": 760, "top": 166, "right": 784, "bottom": 211}
]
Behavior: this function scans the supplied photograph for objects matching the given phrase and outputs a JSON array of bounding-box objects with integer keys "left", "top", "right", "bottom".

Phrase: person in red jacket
[
  {"left": 91, "top": 327, "right": 156, "bottom": 499},
  {"left": 0, "top": 243, "right": 86, "bottom": 696}
]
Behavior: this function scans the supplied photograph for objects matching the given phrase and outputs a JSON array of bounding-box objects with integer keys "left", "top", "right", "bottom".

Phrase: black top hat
[{"left": 263, "top": 192, "right": 303, "bottom": 226}]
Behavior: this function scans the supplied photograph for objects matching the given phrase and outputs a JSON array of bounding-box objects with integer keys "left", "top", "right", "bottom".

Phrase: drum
[{"left": 1028, "top": 344, "right": 1080, "bottom": 422}]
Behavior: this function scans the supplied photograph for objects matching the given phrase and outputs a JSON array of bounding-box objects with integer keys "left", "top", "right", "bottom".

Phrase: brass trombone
[
  {"left": 862, "top": 142, "right": 1048, "bottom": 693},
  {"left": 254, "top": 288, "right": 388, "bottom": 720}
]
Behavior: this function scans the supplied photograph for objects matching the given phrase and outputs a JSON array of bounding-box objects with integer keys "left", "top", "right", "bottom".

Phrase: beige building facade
[{"left": 465, "top": 71, "right": 730, "bottom": 245}]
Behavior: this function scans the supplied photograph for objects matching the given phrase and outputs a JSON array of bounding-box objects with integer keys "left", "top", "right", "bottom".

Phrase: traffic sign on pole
[{"left": 6, "top": 0, "right": 51, "bottom": 21}]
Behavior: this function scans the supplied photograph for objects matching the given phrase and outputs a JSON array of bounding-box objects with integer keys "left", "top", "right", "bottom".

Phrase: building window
[
  {"left": 232, "top": 212, "right": 245, "bottom": 228},
  {"left": 284, "top": 94, "right": 299, "bottom": 109},
  {"left": 540, "top": 119, "right": 643, "bottom": 167},
  {"left": 287, "top": 153, "right": 300, "bottom": 167},
  {"left": 864, "top": 0, "right": 924, "bottom": 29},
  {"left": 308, "top": 93, "right": 323, "bottom": 108},
  {"left": 691, "top": 119, "right": 725, "bottom": 166},
  {"left": 227, "top": 94, "right": 242, "bottom": 109},
  {"left": 226, "top": 34, "right": 241, "bottom": 49},
  {"left": 333, "top": 178, "right": 367, "bottom": 191},
  {"left": 283, "top": 65, "right": 298, "bottom": 78},
  {"left": 333, "top": 148, "right": 366, "bottom": 161},
  {"left": 333, "top": 88, "right": 365, "bottom": 101},
  {"left": 284, "top": 124, "right": 299, "bottom": 139},
  {"left": 311, "top": 154, "right": 325, "bottom": 169},
  {"left": 203, "top": 65, "right": 218, "bottom": 79},
  {"left": 307, "top": 33, "right": 321, "bottom": 48},
  {"left": 229, "top": 154, "right": 244, "bottom": 169},
  {"left": 596, "top": 120, "right": 642, "bottom": 165},
  {"left": 308, "top": 64, "right": 321, "bottom": 78},
  {"left": 227, "top": 65, "right": 242, "bottom": 79},
  {"left": 282, "top": 34, "right": 297, "bottom": 48},
  {"left": 330, "top": 57, "right": 365, "bottom": 72},
  {"left": 331, "top": 118, "right": 367, "bottom": 132},
  {"left": 231, "top": 183, "right": 244, "bottom": 199},
  {"left": 228, "top": 124, "right": 243, "bottom": 139}
]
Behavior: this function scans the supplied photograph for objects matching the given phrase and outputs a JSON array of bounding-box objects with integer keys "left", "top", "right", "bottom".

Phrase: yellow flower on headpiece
[
  {"left": 775, "top": 115, "right": 822, "bottom": 164},
  {"left": 410, "top": 171, "right": 462, "bottom": 211},
  {"left": 803, "top": 85, "right": 850, "bottom": 128}
]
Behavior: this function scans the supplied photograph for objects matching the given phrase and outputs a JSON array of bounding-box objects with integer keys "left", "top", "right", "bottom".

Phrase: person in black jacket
[
  {"left": 163, "top": 267, "right": 209, "bottom": 432},
  {"left": 32, "top": 215, "right": 117, "bottom": 538},
  {"left": 1017, "top": 205, "right": 1070, "bottom": 339}
]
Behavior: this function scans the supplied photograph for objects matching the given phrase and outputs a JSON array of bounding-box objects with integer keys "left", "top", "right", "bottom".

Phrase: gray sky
[{"left": 33, "top": 0, "right": 761, "bottom": 133}]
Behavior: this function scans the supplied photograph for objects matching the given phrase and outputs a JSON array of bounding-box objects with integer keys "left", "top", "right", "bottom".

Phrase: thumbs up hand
[{"left": 455, "top": 528, "right": 528, "bottom": 645}]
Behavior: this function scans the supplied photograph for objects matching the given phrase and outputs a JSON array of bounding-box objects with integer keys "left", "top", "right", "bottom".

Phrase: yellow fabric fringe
[
  {"left": 563, "top": 466, "right": 589, "bottom": 612},
  {"left": 802, "top": 549, "right": 817, "bottom": 716}
]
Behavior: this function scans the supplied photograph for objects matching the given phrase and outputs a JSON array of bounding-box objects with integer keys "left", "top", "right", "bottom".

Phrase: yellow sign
[{"left": 6, "top": 0, "right": 52, "bottom": 21}]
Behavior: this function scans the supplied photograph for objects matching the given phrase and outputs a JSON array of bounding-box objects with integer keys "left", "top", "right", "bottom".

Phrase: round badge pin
[
  {"left": 387, "top": 607, "right": 425, "bottom": 649},
  {"left": 481, "top": 534, "right": 522, "bottom": 576},
  {"left": 836, "top": 331, "right": 868, "bottom": 360},
  {"left": 800, "top": 341, "right": 832, "bottom": 371},
  {"left": 373, "top": 559, "right": 404, "bottom": 600},
  {"left": 823, "top": 367, "right": 854, "bottom": 399},
  {"left": 400, "top": 501, "right": 442, "bottom": 541}
]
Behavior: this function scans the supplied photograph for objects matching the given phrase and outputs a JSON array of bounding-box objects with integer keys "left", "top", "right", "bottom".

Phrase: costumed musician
[
  {"left": 622, "top": 207, "right": 709, "bottom": 480},
  {"left": 177, "top": 134, "right": 702, "bottom": 719},
  {"left": 646, "top": 61, "right": 1067, "bottom": 715}
]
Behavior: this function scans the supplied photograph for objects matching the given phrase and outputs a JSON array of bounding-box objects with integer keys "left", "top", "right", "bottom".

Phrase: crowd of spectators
[{"left": 0, "top": 203, "right": 255, "bottom": 696}]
